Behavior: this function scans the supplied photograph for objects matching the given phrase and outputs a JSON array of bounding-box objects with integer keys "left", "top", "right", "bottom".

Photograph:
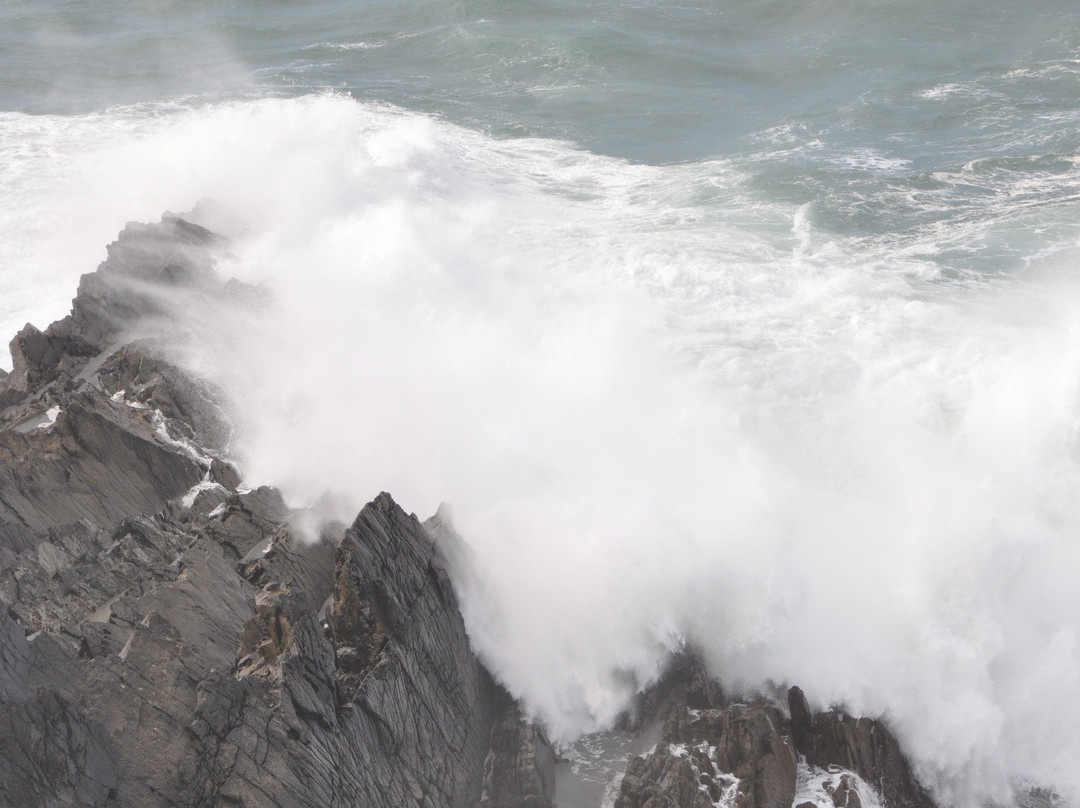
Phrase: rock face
[
  {"left": 480, "top": 706, "right": 557, "bottom": 808},
  {"left": 0, "top": 215, "right": 550, "bottom": 808}
]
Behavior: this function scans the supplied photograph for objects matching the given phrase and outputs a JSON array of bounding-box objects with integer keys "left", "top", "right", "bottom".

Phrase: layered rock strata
[{"left": 0, "top": 216, "right": 553, "bottom": 808}]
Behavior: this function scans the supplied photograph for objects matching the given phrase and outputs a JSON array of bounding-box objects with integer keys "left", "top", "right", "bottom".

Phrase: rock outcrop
[
  {"left": 0, "top": 215, "right": 550, "bottom": 808},
  {"left": 616, "top": 697, "right": 797, "bottom": 808},
  {"left": 787, "top": 687, "right": 937, "bottom": 808},
  {"left": 614, "top": 662, "right": 939, "bottom": 808}
]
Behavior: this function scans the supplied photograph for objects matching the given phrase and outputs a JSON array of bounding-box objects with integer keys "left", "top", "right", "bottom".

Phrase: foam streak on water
[{"left": 3, "top": 3, "right": 1080, "bottom": 806}]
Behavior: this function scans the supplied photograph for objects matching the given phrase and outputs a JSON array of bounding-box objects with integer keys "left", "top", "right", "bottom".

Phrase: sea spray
[{"left": 4, "top": 93, "right": 1080, "bottom": 806}]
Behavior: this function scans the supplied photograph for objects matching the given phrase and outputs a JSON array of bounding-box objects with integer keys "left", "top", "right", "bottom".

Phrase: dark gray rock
[
  {"left": 615, "top": 668, "right": 942, "bottom": 808},
  {"left": 617, "top": 648, "right": 724, "bottom": 733},
  {"left": 7, "top": 322, "right": 96, "bottom": 393},
  {"left": 788, "top": 686, "right": 936, "bottom": 808},
  {"left": 65, "top": 215, "right": 223, "bottom": 350},
  {"left": 615, "top": 657, "right": 794, "bottom": 808},
  {"left": 313, "top": 493, "right": 508, "bottom": 807},
  {"left": 665, "top": 702, "right": 797, "bottom": 808},
  {"left": 828, "top": 773, "right": 864, "bottom": 808},
  {"left": 0, "top": 684, "right": 120, "bottom": 807},
  {"left": 0, "top": 393, "right": 203, "bottom": 536},
  {"left": 480, "top": 706, "right": 557, "bottom": 808},
  {"left": 0, "top": 215, "right": 552, "bottom": 808},
  {"left": 96, "top": 344, "right": 232, "bottom": 452},
  {"left": 615, "top": 747, "right": 716, "bottom": 808}
]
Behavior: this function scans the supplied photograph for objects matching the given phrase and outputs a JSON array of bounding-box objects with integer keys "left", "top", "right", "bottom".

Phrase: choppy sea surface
[{"left": 4, "top": 2, "right": 1080, "bottom": 805}]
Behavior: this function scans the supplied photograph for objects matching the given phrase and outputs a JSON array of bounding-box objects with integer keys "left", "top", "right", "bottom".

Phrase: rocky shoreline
[{"left": 0, "top": 215, "right": 941, "bottom": 808}]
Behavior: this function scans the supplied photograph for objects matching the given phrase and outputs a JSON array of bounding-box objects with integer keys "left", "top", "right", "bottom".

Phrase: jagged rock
[
  {"left": 0, "top": 216, "right": 536, "bottom": 808},
  {"left": 618, "top": 678, "right": 942, "bottom": 808},
  {"left": 666, "top": 703, "right": 797, "bottom": 808},
  {"left": 828, "top": 773, "right": 864, "bottom": 808},
  {"left": 96, "top": 344, "right": 232, "bottom": 451},
  {"left": 616, "top": 655, "right": 795, "bottom": 808},
  {"left": 0, "top": 393, "right": 203, "bottom": 536},
  {"left": 0, "top": 683, "right": 120, "bottom": 807},
  {"left": 313, "top": 493, "right": 508, "bottom": 806},
  {"left": 66, "top": 215, "right": 223, "bottom": 349},
  {"left": 616, "top": 747, "right": 716, "bottom": 808},
  {"left": 617, "top": 647, "right": 725, "bottom": 733},
  {"left": 788, "top": 687, "right": 936, "bottom": 808},
  {"left": 0, "top": 215, "right": 223, "bottom": 407},
  {"left": 207, "top": 487, "right": 290, "bottom": 560},
  {"left": 789, "top": 682, "right": 815, "bottom": 754},
  {"left": 7, "top": 322, "right": 96, "bottom": 393}
]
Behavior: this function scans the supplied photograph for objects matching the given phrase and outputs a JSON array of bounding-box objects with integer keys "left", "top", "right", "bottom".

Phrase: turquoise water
[
  {"left": 6, "top": 1, "right": 1080, "bottom": 158},
  {"left": 6, "top": 1, "right": 1080, "bottom": 269},
  {"left": 4, "top": 3, "right": 1080, "bottom": 805}
]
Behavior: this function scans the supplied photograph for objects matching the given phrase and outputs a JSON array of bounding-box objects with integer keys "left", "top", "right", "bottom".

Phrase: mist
[
  {"left": 0, "top": 0, "right": 250, "bottom": 114},
  {"left": 3, "top": 94, "right": 1080, "bottom": 807}
]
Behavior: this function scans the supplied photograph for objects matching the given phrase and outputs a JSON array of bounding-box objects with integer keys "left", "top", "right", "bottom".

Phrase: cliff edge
[{"left": 0, "top": 216, "right": 554, "bottom": 808}]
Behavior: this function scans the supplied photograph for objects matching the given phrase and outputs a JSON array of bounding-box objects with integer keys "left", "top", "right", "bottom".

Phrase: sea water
[{"left": 3, "top": 2, "right": 1080, "bottom": 805}]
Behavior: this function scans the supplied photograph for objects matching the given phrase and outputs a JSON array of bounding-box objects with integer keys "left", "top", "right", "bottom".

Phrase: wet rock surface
[
  {"left": 0, "top": 216, "right": 549, "bottom": 808},
  {"left": 787, "top": 687, "right": 937, "bottom": 808},
  {"left": 614, "top": 659, "right": 940, "bottom": 808}
]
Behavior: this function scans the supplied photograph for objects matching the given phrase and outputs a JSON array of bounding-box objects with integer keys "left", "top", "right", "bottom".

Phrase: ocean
[{"left": 3, "top": 1, "right": 1080, "bottom": 805}]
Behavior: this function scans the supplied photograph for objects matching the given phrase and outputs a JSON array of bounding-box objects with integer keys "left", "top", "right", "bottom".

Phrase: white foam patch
[
  {"left": 830, "top": 148, "right": 912, "bottom": 172},
  {"left": 306, "top": 40, "right": 388, "bottom": 51},
  {"left": 180, "top": 474, "right": 226, "bottom": 508},
  {"left": 13, "top": 406, "right": 61, "bottom": 434},
  {"left": 795, "top": 765, "right": 884, "bottom": 808},
  {"left": 41, "top": 406, "right": 60, "bottom": 428},
  {"left": 668, "top": 742, "right": 740, "bottom": 808},
  {"left": 2, "top": 93, "right": 1080, "bottom": 807}
]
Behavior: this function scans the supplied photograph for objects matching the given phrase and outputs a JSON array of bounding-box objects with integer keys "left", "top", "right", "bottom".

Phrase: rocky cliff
[
  {"left": 0, "top": 215, "right": 941, "bottom": 808},
  {"left": 0, "top": 216, "right": 555, "bottom": 808}
]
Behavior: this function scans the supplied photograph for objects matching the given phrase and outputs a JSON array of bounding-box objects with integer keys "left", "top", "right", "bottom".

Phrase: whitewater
[{"left": 4, "top": 1, "right": 1080, "bottom": 805}]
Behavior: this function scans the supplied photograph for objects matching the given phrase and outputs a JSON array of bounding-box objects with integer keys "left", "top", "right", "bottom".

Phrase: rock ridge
[{"left": 0, "top": 215, "right": 553, "bottom": 808}]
